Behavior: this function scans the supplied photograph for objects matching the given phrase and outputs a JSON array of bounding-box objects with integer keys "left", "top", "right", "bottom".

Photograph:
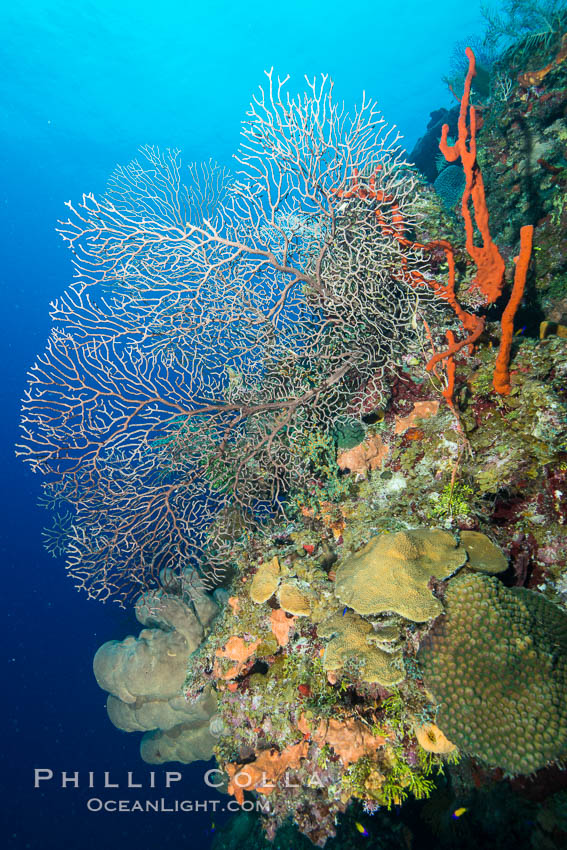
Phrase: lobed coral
[{"left": 318, "top": 610, "right": 404, "bottom": 686}]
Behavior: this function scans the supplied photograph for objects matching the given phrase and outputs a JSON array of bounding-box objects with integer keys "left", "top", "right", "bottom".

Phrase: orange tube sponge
[
  {"left": 493, "top": 225, "right": 534, "bottom": 395},
  {"left": 440, "top": 47, "right": 506, "bottom": 306}
]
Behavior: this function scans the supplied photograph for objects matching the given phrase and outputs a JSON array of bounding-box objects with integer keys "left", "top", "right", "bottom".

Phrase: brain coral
[
  {"left": 418, "top": 573, "right": 567, "bottom": 774},
  {"left": 335, "top": 529, "right": 467, "bottom": 621}
]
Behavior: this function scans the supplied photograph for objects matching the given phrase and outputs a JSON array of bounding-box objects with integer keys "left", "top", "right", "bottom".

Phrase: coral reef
[
  {"left": 192, "top": 322, "right": 565, "bottom": 842},
  {"left": 89, "top": 312, "right": 567, "bottom": 840},
  {"left": 28, "top": 19, "right": 567, "bottom": 848}
]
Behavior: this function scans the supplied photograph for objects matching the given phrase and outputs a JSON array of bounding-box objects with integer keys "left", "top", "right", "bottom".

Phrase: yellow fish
[
  {"left": 453, "top": 807, "right": 468, "bottom": 818},
  {"left": 355, "top": 821, "right": 369, "bottom": 836}
]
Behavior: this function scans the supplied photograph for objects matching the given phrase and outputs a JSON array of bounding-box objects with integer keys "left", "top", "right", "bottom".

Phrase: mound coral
[
  {"left": 335, "top": 529, "right": 467, "bottom": 621},
  {"left": 140, "top": 710, "right": 219, "bottom": 764},
  {"left": 418, "top": 573, "right": 567, "bottom": 774},
  {"left": 460, "top": 530, "right": 508, "bottom": 573}
]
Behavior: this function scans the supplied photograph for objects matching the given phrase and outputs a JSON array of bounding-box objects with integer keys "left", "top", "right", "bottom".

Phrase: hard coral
[
  {"left": 93, "top": 577, "right": 220, "bottom": 764},
  {"left": 140, "top": 694, "right": 219, "bottom": 764},
  {"left": 460, "top": 530, "right": 508, "bottom": 573},
  {"left": 418, "top": 573, "right": 567, "bottom": 774},
  {"left": 335, "top": 529, "right": 467, "bottom": 621},
  {"left": 318, "top": 610, "right": 405, "bottom": 686},
  {"left": 278, "top": 582, "right": 312, "bottom": 616},
  {"left": 249, "top": 556, "right": 281, "bottom": 603}
]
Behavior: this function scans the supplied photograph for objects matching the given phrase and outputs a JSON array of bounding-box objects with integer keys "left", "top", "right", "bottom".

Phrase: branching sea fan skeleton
[{"left": 19, "top": 71, "right": 439, "bottom": 603}]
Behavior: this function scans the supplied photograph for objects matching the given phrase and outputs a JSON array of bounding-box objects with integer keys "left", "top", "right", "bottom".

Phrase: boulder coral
[
  {"left": 418, "top": 572, "right": 567, "bottom": 774},
  {"left": 94, "top": 628, "right": 191, "bottom": 705},
  {"left": 140, "top": 700, "right": 219, "bottom": 764},
  {"left": 106, "top": 684, "right": 216, "bottom": 736}
]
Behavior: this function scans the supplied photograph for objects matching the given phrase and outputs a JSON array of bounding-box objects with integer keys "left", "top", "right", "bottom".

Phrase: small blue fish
[{"left": 342, "top": 606, "right": 348, "bottom": 616}]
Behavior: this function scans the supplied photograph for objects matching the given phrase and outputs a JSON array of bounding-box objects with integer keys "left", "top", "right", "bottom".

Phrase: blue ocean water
[{"left": 1, "top": 2, "right": 487, "bottom": 848}]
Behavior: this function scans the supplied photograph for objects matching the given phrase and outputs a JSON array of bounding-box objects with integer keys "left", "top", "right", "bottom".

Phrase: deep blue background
[{"left": 1, "top": 2, "right": 486, "bottom": 847}]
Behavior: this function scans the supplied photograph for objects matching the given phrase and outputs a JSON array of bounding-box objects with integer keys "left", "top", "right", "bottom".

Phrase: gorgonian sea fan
[{"left": 19, "top": 71, "right": 437, "bottom": 604}]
